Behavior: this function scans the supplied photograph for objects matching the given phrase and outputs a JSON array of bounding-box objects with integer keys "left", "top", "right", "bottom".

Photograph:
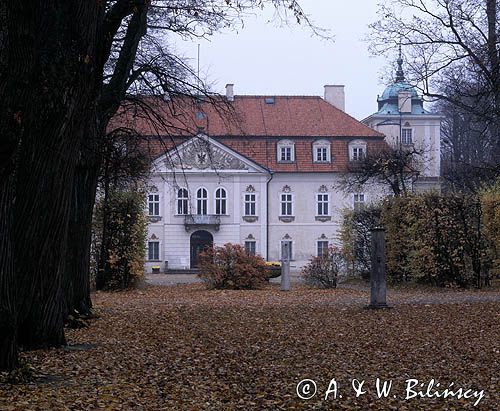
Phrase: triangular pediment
[{"left": 152, "top": 135, "right": 268, "bottom": 174}]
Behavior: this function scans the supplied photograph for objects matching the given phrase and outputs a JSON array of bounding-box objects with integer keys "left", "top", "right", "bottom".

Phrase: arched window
[
  {"left": 196, "top": 188, "right": 208, "bottom": 215},
  {"left": 176, "top": 188, "right": 189, "bottom": 215},
  {"left": 215, "top": 187, "right": 227, "bottom": 215}
]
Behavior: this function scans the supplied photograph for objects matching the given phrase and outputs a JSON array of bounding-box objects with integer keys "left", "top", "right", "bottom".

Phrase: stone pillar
[
  {"left": 367, "top": 227, "right": 390, "bottom": 309},
  {"left": 280, "top": 242, "right": 291, "bottom": 291}
]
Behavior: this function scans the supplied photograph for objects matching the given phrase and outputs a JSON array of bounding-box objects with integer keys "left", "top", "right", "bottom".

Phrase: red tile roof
[{"left": 111, "top": 95, "right": 386, "bottom": 172}]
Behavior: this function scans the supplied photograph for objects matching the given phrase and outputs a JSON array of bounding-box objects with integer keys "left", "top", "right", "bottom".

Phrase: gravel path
[{"left": 145, "top": 274, "right": 500, "bottom": 306}]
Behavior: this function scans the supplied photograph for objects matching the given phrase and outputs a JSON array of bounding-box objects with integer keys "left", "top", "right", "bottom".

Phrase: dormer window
[
  {"left": 348, "top": 140, "right": 367, "bottom": 161},
  {"left": 277, "top": 140, "right": 295, "bottom": 162},
  {"left": 313, "top": 140, "right": 331, "bottom": 163}
]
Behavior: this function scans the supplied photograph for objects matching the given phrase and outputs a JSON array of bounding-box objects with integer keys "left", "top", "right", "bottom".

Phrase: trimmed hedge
[{"left": 341, "top": 182, "right": 499, "bottom": 287}]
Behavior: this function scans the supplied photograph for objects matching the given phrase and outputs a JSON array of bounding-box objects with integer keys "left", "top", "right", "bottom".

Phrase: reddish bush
[
  {"left": 302, "top": 247, "right": 345, "bottom": 289},
  {"left": 198, "top": 243, "right": 269, "bottom": 289}
]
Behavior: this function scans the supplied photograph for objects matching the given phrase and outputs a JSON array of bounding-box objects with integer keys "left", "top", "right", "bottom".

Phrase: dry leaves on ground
[{"left": 0, "top": 283, "right": 499, "bottom": 410}]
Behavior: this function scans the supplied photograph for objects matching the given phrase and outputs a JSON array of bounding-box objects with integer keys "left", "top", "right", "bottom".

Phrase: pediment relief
[{"left": 166, "top": 138, "right": 248, "bottom": 171}]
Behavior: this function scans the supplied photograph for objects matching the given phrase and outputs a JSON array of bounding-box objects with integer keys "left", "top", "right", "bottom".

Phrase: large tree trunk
[
  {"left": 0, "top": 0, "right": 19, "bottom": 371},
  {"left": 63, "top": 124, "right": 101, "bottom": 318},
  {"left": 9, "top": 0, "right": 101, "bottom": 349},
  {"left": 0, "top": 174, "right": 18, "bottom": 370}
]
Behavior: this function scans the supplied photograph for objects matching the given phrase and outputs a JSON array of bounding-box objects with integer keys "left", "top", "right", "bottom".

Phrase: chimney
[
  {"left": 324, "top": 85, "right": 345, "bottom": 111},
  {"left": 225, "top": 83, "right": 234, "bottom": 102}
]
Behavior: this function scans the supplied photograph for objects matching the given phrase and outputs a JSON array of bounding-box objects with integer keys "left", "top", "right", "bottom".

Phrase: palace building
[{"left": 119, "top": 62, "right": 441, "bottom": 272}]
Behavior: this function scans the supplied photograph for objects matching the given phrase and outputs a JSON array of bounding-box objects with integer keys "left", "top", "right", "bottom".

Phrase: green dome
[{"left": 380, "top": 81, "right": 418, "bottom": 101}]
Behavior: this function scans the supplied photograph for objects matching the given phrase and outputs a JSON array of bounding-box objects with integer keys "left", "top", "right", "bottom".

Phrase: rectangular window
[
  {"left": 148, "top": 241, "right": 159, "bottom": 261},
  {"left": 353, "top": 193, "right": 365, "bottom": 210},
  {"left": 245, "top": 241, "right": 256, "bottom": 256},
  {"left": 197, "top": 199, "right": 207, "bottom": 215},
  {"left": 148, "top": 194, "right": 160, "bottom": 216},
  {"left": 280, "top": 194, "right": 293, "bottom": 216},
  {"left": 317, "top": 194, "right": 329, "bottom": 216},
  {"left": 281, "top": 240, "right": 293, "bottom": 261},
  {"left": 316, "top": 147, "right": 328, "bottom": 162},
  {"left": 402, "top": 128, "right": 413, "bottom": 145},
  {"left": 244, "top": 193, "right": 256, "bottom": 216},
  {"left": 177, "top": 198, "right": 188, "bottom": 215},
  {"left": 280, "top": 146, "right": 292, "bottom": 161},
  {"left": 352, "top": 147, "right": 364, "bottom": 161},
  {"left": 317, "top": 240, "right": 329, "bottom": 257}
]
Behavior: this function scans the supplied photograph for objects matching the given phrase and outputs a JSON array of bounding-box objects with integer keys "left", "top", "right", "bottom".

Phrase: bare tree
[
  {"left": 369, "top": 0, "right": 500, "bottom": 169},
  {"left": 339, "top": 146, "right": 423, "bottom": 197}
]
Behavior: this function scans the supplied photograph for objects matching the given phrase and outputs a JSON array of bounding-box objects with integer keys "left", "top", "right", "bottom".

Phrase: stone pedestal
[
  {"left": 367, "top": 227, "right": 391, "bottom": 309},
  {"left": 280, "top": 242, "right": 291, "bottom": 291}
]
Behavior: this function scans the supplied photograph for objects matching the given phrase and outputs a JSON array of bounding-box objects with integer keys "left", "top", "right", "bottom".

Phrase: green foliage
[
  {"left": 93, "top": 190, "right": 147, "bottom": 290},
  {"left": 302, "top": 247, "right": 345, "bottom": 288},
  {"left": 339, "top": 205, "right": 381, "bottom": 279},
  {"left": 341, "top": 185, "right": 500, "bottom": 287},
  {"left": 480, "top": 180, "right": 500, "bottom": 280},
  {"left": 198, "top": 243, "right": 268, "bottom": 290}
]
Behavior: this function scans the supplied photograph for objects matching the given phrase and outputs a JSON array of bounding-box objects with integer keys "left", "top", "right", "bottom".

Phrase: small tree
[
  {"left": 340, "top": 205, "right": 382, "bottom": 279},
  {"left": 339, "top": 147, "right": 422, "bottom": 197},
  {"left": 198, "top": 243, "right": 268, "bottom": 290},
  {"left": 93, "top": 190, "right": 147, "bottom": 290},
  {"left": 302, "top": 247, "right": 346, "bottom": 289}
]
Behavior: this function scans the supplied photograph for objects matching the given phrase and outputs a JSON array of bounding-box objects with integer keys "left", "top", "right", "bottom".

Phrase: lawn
[{"left": 1, "top": 283, "right": 499, "bottom": 410}]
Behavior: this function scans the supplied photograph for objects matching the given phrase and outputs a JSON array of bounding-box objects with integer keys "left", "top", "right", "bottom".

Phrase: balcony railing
[{"left": 184, "top": 214, "right": 221, "bottom": 231}]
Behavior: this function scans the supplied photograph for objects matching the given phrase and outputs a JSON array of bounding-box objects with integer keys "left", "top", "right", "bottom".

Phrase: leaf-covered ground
[{"left": 1, "top": 283, "right": 499, "bottom": 410}]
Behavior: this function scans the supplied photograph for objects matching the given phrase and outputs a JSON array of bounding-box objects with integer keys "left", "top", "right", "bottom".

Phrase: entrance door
[{"left": 190, "top": 230, "right": 213, "bottom": 268}]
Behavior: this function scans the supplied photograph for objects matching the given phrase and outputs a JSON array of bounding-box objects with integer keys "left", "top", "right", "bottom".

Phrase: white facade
[{"left": 144, "top": 135, "right": 387, "bottom": 272}]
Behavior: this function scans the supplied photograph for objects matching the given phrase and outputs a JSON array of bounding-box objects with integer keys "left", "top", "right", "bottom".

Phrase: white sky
[{"left": 172, "top": 1, "right": 393, "bottom": 120}]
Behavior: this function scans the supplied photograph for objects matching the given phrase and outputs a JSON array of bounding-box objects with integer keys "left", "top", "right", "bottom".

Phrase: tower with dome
[{"left": 363, "top": 49, "right": 442, "bottom": 192}]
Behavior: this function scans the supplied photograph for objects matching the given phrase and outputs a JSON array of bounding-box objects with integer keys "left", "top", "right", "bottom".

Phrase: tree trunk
[
  {"left": 0, "top": 174, "right": 18, "bottom": 370},
  {"left": 8, "top": 0, "right": 102, "bottom": 349},
  {"left": 63, "top": 124, "right": 101, "bottom": 318},
  {"left": 0, "top": 0, "right": 19, "bottom": 371}
]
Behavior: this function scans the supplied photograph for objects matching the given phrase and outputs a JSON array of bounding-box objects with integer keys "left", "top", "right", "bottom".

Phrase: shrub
[
  {"left": 480, "top": 180, "right": 500, "bottom": 283},
  {"left": 340, "top": 205, "right": 381, "bottom": 279},
  {"left": 340, "top": 187, "right": 500, "bottom": 288},
  {"left": 302, "top": 247, "right": 345, "bottom": 288},
  {"left": 92, "top": 190, "right": 147, "bottom": 290},
  {"left": 198, "top": 243, "right": 269, "bottom": 289}
]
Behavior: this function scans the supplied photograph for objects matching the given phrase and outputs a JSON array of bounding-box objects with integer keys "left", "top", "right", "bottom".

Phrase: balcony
[{"left": 184, "top": 214, "right": 221, "bottom": 232}]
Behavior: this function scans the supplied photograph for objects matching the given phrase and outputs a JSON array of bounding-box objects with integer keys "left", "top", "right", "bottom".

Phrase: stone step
[{"left": 164, "top": 269, "right": 201, "bottom": 275}]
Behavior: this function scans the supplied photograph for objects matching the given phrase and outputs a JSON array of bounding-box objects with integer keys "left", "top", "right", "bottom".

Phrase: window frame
[
  {"left": 280, "top": 193, "right": 293, "bottom": 216},
  {"left": 196, "top": 187, "right": 208, "bottom": 215},
  {"left": 313, "top": 140, "right": 331, "bottom": 163},
  {"left": 214, "top": 187, "right": 227, "bottom": 215},
  {"left": 353, "top": 193, "right": 366, "bottom": 210},
  {"left": 317, "top": 240, "right": 329, "bottom": 257},
  {"left": 349, "top": 140, "right": 367, "bottom": 161},
  {"left": 148, "top": 241, "right": 160, "bottom": 261},
  {"left": 176, "top": 188, "right": 189, "bottom": 215},
  {"left": 148, "top": 193, "right": 160, "bottom": 216},
  {"left": 316, "top": 193, "right": 330, "bottom": 216},
  {"left": 244, "top": 193, "right": 257, "bottom": 216},
  {"left": 277, "top": 139, "right": 295, "bottom": 163},
  {"left": 244, "top": 240, "right": 256, "bottom": 256},
  {"left": 401, "top": 127, "right": 413, "bottom": 145}
]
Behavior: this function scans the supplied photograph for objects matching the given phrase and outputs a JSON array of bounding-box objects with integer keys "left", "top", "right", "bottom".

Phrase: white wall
[{"left": 267, "top": 173, "right": 386, "bottom": 270}]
